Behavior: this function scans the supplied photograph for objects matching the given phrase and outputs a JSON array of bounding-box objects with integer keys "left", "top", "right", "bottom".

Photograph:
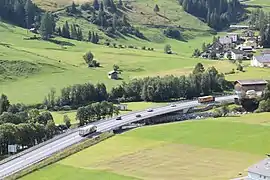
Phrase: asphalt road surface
[{"left": 0, "top": 95, "right": 237, "bottom": 179}]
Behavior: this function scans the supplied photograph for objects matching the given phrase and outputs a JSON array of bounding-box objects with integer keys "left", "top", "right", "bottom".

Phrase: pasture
[
  {"left": 21, "top": 112, "right": 270, "bottom": 180},
  {"left": 1, "top": 21, "right": 270, "bottom": 104}
]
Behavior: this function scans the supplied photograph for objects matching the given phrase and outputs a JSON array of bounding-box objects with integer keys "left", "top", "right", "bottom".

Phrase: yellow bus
[{"left": 198, "top": 96, "right": 215, "bottom": 103}]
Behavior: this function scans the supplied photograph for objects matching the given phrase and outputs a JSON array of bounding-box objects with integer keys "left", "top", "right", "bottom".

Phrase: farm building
[
  {"left": 246, "top": 155, "right": 270, "bottom": 180},
  {"left": 219, "top": 36, "right": 232, "bottom": 45},
  {"left": 231, "top": 49, "right": 244, "bottom": 60},
  {"left": 108, "top": 70, "right": 119, "bottom": 80},
  {"left": 242, "top": 30, "right": 255, "bottom": 37},
  {"left": 234, "top": 80, "right": 268, "bottom": 98},
  {"left": 227, "top": 33, "right": 239, "bottom": 43},
  {"left": 116, "top": 104, "right": 128, "bottom": 111},
  {"left": 251, "top": 54, "right": 270, "bottom": 67}
]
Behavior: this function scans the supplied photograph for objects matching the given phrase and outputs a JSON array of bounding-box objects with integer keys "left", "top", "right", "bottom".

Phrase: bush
[
  {"left": 164, "top": 44, "right": 172, "bottom": 54},
  {"left": 164, "top": 27, "right": 182, "bottom": 40},
  {"left": 141, "top": 46, "right": 146, "bottom": 50}
]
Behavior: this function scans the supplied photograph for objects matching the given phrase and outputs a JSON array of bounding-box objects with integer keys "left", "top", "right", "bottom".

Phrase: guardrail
[{"left": 0, "top": 128, "right": 79, "bottom": 166}]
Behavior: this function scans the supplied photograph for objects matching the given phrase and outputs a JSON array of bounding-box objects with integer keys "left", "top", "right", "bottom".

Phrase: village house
[
  {"left": 108, "top": 70, "right": 119, "bottom": 80},
  {"left": 242, "top": 30, "right": 255, "bottom": 38},
  {"left": 234, "top": 80, "right": 268, "bottom": 98},
  {"left": 237, "top": 45, "right": 253, "bottom": 53},
  {"left": 116, "top": 104, "right": 128, "bottom": 111},
  {"left": 227, "top": 33, "right": 239, "bottom": 43},
  {"left": 246, "top": 155, "right": 270, "bottom": 180},
  {"left": 231, "top": 49, "right": 244, "bottom": 60},
  {"left": 244, "top": 37, "right": 258, "bottom": 49},
  {"left": 251, "top": 54, "right": 270, "bottom": 68},
  {"left": 219, "top": 36, "right": 232, "bottom": 45},
  {"left": 229, "top": 25, "right": 250, "bottom": 30}
]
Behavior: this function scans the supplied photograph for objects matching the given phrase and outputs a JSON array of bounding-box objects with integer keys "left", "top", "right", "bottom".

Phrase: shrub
[
  {"left": 141, "top": 46, "right": 146, "bottom": 50},
  {"left": 164, "top": 27, "right": 182, "bottom": 40}
]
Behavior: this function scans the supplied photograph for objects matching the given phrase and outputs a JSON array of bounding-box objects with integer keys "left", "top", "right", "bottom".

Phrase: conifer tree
[
  {"left": 88, "top": 31, "right": 92, "bottom": 42},
  {"left": 93, "top": 0, "right": 100, "bottom": 10},
  {"left": 24, "top": 0, "right": 35, "bottom": 28}
]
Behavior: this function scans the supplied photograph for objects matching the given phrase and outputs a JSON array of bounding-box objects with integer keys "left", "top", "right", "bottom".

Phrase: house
[
  {"left": 237, "top": 45, "right": 253, "bottom": 53},
  {"left": 231, "top": 49, "right": 244, "bottom": 60},
  {"left": 108, "top": 70, "right": 119, "bottom": 80},
  {"left": 242, "top": 30, "right": 255, "bottom": 37},
  {"left": 244, "top": 37, "right": 258, "bottom": 49},
  {"left": 230, "top": 25, "right": 250, "bottom": 30},
  {"left": 246, "top": 155, "right": 270, "bottom": 180},
  {"left": 234, "top": 79, "right": 268, "bottom": 98},
  {"left": 219, "top": 36, "right": 232, "bottom": 45},
  {"left": 251, "top": 54, "right": 270, "bottom": 67},
  {"left": 116, "top": 104, "right": 128, "bottom": 111},
  {"left": 227, "top": 33, "right": 239, "bottom": 43}
]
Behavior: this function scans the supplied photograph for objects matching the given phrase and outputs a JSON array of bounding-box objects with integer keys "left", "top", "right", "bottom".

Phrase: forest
[{"left": 178, "top": 0, "right": 243, "bottom": 30}]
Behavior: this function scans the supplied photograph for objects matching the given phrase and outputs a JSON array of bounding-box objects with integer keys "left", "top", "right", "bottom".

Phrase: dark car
[
  {"left": 116, "top": 116, "right": 122, "bottom": 120},
  {"left": 171, "top": 104, "right": 176, "bottom": 107},
  {"left": 136, "top": 114, "right": 142, "bottom": 118}
]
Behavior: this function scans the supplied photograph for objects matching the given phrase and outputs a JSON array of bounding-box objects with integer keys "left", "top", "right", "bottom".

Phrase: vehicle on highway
[
  {"left": 171, "top": 104, "right": 176, "bottom": 107},
  {"left": 116, "top": 116, "right": 122, "bottom": 120},
  {"left": 79, "top": 125, "right": 97, "bottom": 137},
  {"left": 198, "top": 95, "right": 215, "bottom": 103},
  {"left": 136, "top": 114, "right": 142, "bottom": 118},
  {"left": 147, "top": 108, "right": 153, "bottom": 112}
]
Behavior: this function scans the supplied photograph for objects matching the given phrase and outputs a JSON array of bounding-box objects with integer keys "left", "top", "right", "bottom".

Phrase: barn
[{"left": 234, "top": 80, "right": 268, "bottom": 98}]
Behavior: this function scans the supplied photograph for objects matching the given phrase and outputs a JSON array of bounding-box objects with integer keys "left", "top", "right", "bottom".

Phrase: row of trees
[
  {"left": 179, "top": 0, "right": 242, "bottom": 30},
  {"left": 76, "top": 101, "right": 119, "bottom": 126},
  {"left": 43, "top": 63, "right": 232, "bottom": 109},
  {"left": 0, "top": 0, "right": 39, "bottom": 28},
  {"left": 256, "top": 82, "right": 270, "bottom": 112},
  {"left": 110, "top": 63, "right": 232, "bottom": 102},
  {"left": 0, "top": 96, "right": 58, "bottom": 155}
]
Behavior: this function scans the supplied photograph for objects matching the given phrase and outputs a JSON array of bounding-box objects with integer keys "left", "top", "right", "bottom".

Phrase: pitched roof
[
  {"left": 248, "top": 157, "right": 270, "bottom": 177},
  {"left": 108, "top": 70, "right": 118, "bottom": 75},
  {"left": 231, "top": 49, "right": 244, "bottom": 54},
  {"left": 254, "top": 54, "right": 270, "bottom": 63},
  {"left": 234, "top": 80, "right": 268, "bottom": 85}
]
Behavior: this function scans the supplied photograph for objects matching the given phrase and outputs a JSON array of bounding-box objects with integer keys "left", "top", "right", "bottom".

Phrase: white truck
[{"left": 79, "top": 125, "right": 97, "bottom": 137}]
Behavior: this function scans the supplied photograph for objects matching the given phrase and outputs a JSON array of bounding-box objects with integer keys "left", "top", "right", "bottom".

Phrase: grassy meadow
[{"left": 21, "top": 112, "right": 270, "bottom": 180}]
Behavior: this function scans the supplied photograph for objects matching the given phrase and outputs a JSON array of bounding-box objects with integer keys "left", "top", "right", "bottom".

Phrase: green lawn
[{"left": 21, "top": 112, "right": 270, "bottom": 180}]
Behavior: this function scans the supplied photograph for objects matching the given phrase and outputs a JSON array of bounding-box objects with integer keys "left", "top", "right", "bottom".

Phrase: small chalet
[
  {"left": 231, "top": 49, "right": 244, "bottom": 60},
  {"left": 242, "top": 30, "right": 255, "bottom": 37},
  {"left": 219, "top": 36, "right": 232, "bottom": 45},
  {"left": 227, "top": 33, "right": 238, "bottom": 43},
  {"left": 244, "top": 37, "right": 258, "bottom": 49},
  {"left": 108, "top": 70, "right": 119, "bottom": 80},
  {"left": 251, "top": 54, "right": 270, "bottom": 68}
]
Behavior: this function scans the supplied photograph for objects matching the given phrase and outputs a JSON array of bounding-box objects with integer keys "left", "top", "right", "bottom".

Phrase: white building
[
  {"left": 251, "top": 54, "right": 270, "bottom": 67},
  {"left": 219, "top": 36, "right": 232, "bottom": 45},
  {"left": 246, "top": 155, "right": 270, "bottom": 180},
  {"left": 116, "top": 104, "right": 128, "bottom": 111},
  {"left": 228, "top": 33, "right": 238, "bottom": 42},
  {"left": 231, "top": 49, "right": 244, "bottom": 60}
]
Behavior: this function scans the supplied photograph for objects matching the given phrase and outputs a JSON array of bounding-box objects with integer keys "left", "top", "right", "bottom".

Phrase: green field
[{"left": 22, "top": 112, "right": 270, "bottom": 180}]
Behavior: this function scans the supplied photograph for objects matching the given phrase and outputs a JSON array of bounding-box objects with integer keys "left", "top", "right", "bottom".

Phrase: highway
[{"left": 0, "top": 95, "right": 237, "bottom": 179}]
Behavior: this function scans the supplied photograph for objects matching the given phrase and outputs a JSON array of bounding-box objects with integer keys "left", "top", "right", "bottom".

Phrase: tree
[
  {"left": 164, "top": 44, "right": 172, "bottom": 54},
  {"left": 202, "top": 42, "right": 207, "bottom": 52},
  {"left": 83, "top": 51, "right": 94, "bottom": 65},
  {"left": 62, "top": 21, "right": 70, "bottom": 39},
  {"left": 63, "top": 115, "right": 71, "bottom": 128},
  {"left": 77, "top": 27, "right": 83, "bottom": 41},
  {"left": 71, "top": 1, "right": 77, "bottom": 13},
  {"left": 118, "top": 0, "right": 123, "bottom": 7},
  {"left": 220, "top": 104, "right": 229, "bottom": 116},
  {"left": 45, "top": 120, "right": 56, "bottom": 139},
  {"left": 154, "top": 4, "right": 160, "bottom": 13},
  {"left": 70, "top": 24, "right": 77, "bottom": 40},
  {"left": 112, "top": 14, "right": 118, "bottom": 30},
  {"left": 39, "top": 12, "right": 54, "bottom": 40},
  {"left": 88, "top": 31, "right": 92, "bottom": 42},
  {"left": 93, "top": 0, "right": 100, "bottom": 10},
  {"left": 0, "top": 94, "right": 10, "bottom": 115},
  {"left": 24, "top": 0, "right": 36, "bottom": 28},
  {"left": 113, "top": 64, "right": 120, "bottom": 72},
  {"left": 193, "top": 63, "right": 205, "bottom": 74}
]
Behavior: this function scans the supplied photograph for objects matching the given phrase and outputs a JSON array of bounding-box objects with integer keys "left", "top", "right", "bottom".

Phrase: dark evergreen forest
[{"left": 178, "top": 0, "right": 243, "bottom": 30}]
